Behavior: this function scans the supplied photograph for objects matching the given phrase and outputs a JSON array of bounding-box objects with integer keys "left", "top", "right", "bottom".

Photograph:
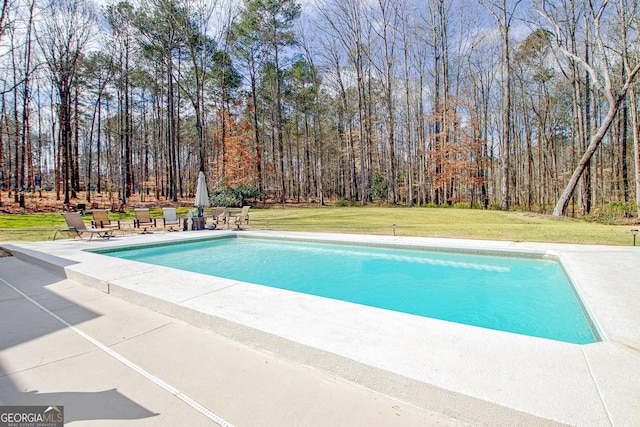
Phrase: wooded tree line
[{"left": 1, "top": 0, "right": 639, "bottom": 216}]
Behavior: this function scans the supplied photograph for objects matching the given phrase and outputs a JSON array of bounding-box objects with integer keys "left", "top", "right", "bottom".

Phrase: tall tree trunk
[
  {"left": 500, "top": 5, "right": 511, "bottom": 211},
  {"left": 481, "top": 0, "right": 518, "bottom": 211},
  {"left": 124, "top": 49, "right": 133, "bottom": 201},
  {"left": 621, "top": 82, "right": 629, "bottom": 202},
  {"left": 250, "top": 66, "right": 263, "bottom": 197},
  {"left": 377, "top": 0, "right": 396, "bottom": 204},
  {"left": 167, "top": 53, "right": 177, "bottom": 202},
  {"left": 97, "top": 89, "right": 102, "bottom": 194},
  {"left": 401, "top": 8, "right": 413, "bottom": 207},
  {"left": 11, "top": 32, "right": 20, "bottom": 202},
  {"left": 273, "top": 43, "right": 286, "bottom": 202},
  {"left": 0, "top": 97, "right": 5, "bottom": 199},
  {"left": 62, "top": 85, "right": 72, "bottom": 205},
  {"left": 553, "top": 97, "right": 623, "bottom": 216},
  {"left": 632, "top": 86, "right": 640, "bottom": 217},
  {"left": 73, "top": 85, "right": 80, "bottom": 198},
  {"left": 580, "top": 38, "right": 592, "bottom": 214},
  {"left": 21, "top": 0, "right": 35, "bottom": 192},
  {"left": 354, "top": 7, "right": 367, "bottom": 204}
]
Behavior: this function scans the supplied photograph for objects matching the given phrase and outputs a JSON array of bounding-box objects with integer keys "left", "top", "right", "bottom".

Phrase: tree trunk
[
  {"left": 632, "top": 87, "right": 640, "bottom": 217},
  {"left": 500, "top": 6, "right": 511, "bottom": 211},
  {"left": 553, "top": 97, "right": 622, "bottom": 216},
  {"left": 167, "top": 51, "right": 178, "bottom": 202}
]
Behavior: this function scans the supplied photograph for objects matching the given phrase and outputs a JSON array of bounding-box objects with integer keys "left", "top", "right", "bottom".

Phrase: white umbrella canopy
[{"left": 194, "top": 171, "right": 210, "bottom": 208}]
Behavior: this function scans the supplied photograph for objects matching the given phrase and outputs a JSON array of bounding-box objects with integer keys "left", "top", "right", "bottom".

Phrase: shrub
[
  {"left": 334, "top": 198, "right": 356, "bottom": 207},
  {"left": 584, "top": 201, "right": 635, "bottom": 225},
  {"left": 588, "top": 201, "right": 636, "bottom": 224},
  {"left": 369, "top": 173, "right": 388, "bottom": 203},
  {"left": 210, "top": 183, "right": 260, "bottom": 207},
  {"left": 601, "top": 201, "right": 633, "bottom": 218}
]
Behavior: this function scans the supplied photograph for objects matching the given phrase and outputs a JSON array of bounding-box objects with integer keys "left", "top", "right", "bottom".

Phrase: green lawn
[
  {"left": 247, "top": 206, "right": 635, "bottom": 246},
  {"left": 1, "top": 206, "right": 632, "bottom": 246}
]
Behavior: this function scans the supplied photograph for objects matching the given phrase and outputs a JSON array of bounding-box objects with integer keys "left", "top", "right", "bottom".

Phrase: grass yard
[
  {"left": 1, "top": 206, "right": 635, "bottom": 246},
  {"left": 247, "top": 206, "right": 634, "bottom": 246}
]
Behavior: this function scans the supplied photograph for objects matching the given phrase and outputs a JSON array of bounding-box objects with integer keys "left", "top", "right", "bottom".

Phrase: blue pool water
[{"left": 100, "top": 237, "right": 599, "bottom": 344}]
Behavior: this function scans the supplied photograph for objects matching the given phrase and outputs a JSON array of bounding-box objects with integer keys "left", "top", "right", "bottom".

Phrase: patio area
[{"left": 2, "top": 230, "right": 639, "bottom": 426}]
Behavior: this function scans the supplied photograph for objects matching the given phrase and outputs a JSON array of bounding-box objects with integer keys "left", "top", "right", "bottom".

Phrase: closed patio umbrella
[{"left": 194, "top": 171, "right": 209, "bottom": 215}]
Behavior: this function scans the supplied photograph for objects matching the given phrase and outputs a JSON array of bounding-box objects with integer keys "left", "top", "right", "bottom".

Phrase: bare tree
[
  {"left": 371, "top": 0, "right": 398, "bottom": 203},
  {"left": 172, "top": 0, "right": 217, "bottom": 174},
  {"left": 480, "top": 0, "right": 522, "bottom": 211},
  {"left": 617, "top": 0, "right": 640, "bottom": 217},
  {"left": 425, "top": 0, "right": 450, "bottom": 205},
  {"left": 398, "top": 0, "right": 415, "bottom": 206},
  {"left": 107, "top": 1, "right": 138, "bottom": 203},
  {"left": 136, "top": 0, "right": 184, "bottom": 201},
  {"left": 82, "top": 51, "right": 113, "bottom": 199},
  {"left": 20, "top": 0, "right": 36, "bottom": 195},
  {"left": 38, "top": 0, "right": 94, "bottom": 205},
  {"left": 314, "top": 2, "right": 356, "bottom": 200},
  {"left": 297, "top": 22, "right": 325, "bottom": 204},
  {"left": 315, "top": 0, "right": 371, "bottom": 204},
  {"left": 0, "top": 0, "right": 8, "bottom": 43},
  {"left": 537, "top": 0, "right": 640, "bottom": 216}
]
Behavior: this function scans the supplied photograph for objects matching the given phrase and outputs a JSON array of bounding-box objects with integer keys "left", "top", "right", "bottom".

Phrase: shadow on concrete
[
  {"left": 0, "top": 257, "right": 158, "bottom": 423},
  {"left": 0, "top": 387, "right": 158, "bottom": 423}
]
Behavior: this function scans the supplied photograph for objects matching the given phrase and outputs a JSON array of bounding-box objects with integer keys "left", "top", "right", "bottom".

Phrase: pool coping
[{"left": 4, "top": 230, "right": 640, "bottom": 426}]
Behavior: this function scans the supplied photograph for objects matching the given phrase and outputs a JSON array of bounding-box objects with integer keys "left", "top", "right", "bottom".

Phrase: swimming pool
[{"left": 99, "top": 236, "right": 599, "bottom": 344}]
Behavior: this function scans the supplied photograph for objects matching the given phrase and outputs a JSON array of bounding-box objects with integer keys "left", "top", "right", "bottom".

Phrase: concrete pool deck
[{"left": 1, "top": 230, "right": 639, "bottom": 426}]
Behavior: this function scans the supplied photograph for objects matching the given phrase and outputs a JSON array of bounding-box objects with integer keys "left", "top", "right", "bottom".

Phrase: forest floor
[
  {"left": 0, "top": 188, "right": 321, "bottom": 215},
  {"left": 0, "top": 189, "right": 221, "bottom": 214}
]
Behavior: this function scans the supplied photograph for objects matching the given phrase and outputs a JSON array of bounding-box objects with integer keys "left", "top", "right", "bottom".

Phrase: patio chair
[
  {"left": 211, "top": 207, "right": 227, "bottom": 228},
  {"left": 134, "top": 208, "right": 157, "bottom": 234},
  {"left": 230, "top": 206, "right": 250, "bottom": 230},
  {"left": 111, "top": 203, "right": 126, "bottom": 213},
  {"left": 53, "top": 212, "right": 114, "bottom": 241},
  {"left": 162, "top": 207, "right": 180, "bottom": 231},
  {"left": 91, "top": 209, "right": 121, "bottom": 230}
]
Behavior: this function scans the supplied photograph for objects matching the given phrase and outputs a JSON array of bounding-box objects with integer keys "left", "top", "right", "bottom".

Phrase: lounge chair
[
  {"left": 54, "top": 212, "right": 114, "bottom": 241},
  {"left": 91, "top": 209, "right": 121, "bottom": 230},
  {"left": 230, "top": 206, "right": 250, "bottom": 230},
  {"left": 134, "top": 208, "right": 157, "bottom": 234},
  {"left": 162, "top": 207, "right": 180, "bottom": 231}
]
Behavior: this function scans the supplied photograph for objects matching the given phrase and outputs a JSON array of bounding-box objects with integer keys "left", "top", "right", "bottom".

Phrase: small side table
[
  {"left": 183, "top": 217, "right": 206, "bottom": 231},
  {"left": 192, "top": 217, "right": 205, "bottom": 230}
]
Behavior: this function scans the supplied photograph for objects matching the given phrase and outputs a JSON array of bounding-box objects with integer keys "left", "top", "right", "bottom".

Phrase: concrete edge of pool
[{"left": 3, "top": 230, "right": 640, "bottom": 426}]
